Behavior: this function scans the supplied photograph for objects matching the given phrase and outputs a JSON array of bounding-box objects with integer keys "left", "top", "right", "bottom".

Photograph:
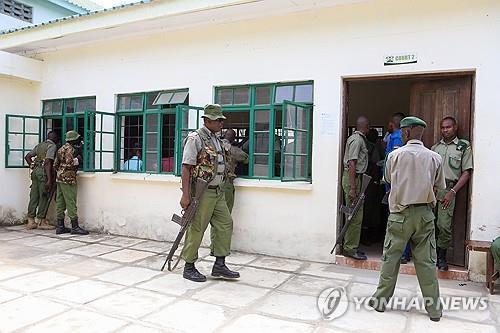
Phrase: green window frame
[
  {"left": 116, "top": 89, "right": 188, "bottom": 174},
  {"left": 4, "top": 115, "right": 41, "bottom": 168},
  {"left": 42, "top": 96, "right": 98, "bottom": 171},
  {"left": 214, "top": 81, "right": 313, "bottom": 182}
]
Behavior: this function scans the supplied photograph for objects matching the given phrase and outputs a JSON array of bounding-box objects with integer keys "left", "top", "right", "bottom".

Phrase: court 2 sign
[{"left": 384, "top": 53, "right": 417, "bottom": 66}]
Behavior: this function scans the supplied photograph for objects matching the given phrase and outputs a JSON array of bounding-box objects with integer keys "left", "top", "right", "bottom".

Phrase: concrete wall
[
  {"left": 1, "top": 0, "right": 499, "bottom": 278},
  {"left": 0, "top": 76, "right": 40, "bottom": 224}
]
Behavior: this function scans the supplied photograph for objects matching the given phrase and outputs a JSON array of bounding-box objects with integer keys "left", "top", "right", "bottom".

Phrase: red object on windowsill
[{"left": 162, "top": 157, "right": 174, "bottom": 172}]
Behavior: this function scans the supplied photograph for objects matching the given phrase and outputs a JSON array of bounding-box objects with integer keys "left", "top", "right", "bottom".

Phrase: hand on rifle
[
  {"left": 180, "top": 193, "right": 191, "bottom": 210},
  {"left": 348, "top": 188, "right": 358, "bottom": 203}
]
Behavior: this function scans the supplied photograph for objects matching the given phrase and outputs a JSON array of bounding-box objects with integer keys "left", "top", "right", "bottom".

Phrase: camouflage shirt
[{"left": 54, "top": 143, "right": 78, "bottom": 185}]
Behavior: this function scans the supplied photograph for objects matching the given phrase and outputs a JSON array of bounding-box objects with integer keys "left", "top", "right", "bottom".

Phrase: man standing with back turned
[
  {"left": 341, "top": 116, "right": 370, "bottom": 260},
  {"left": 370, "top": 116, "right": 446, "bottom": 322},
  {"left": 431, "top": 116, "right": 473, "bottom": 271}
]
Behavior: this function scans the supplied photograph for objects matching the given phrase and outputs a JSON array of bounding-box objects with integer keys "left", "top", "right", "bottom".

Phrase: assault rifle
[
  {"left": 330, "top": 174, "right": 372, "bottom": 254},
  {"left": 161, "top": 179, "right": 209, "bottom": 271}
]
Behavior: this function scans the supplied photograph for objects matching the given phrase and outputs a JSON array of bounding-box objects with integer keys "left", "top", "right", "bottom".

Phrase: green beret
[
  {"left": 400, "top": 116, "right": 427, "bottom": 128},
  {"left": 65, "top": 130, "right": 81, "bottom": 142},
  {"left": 202, "top": 104, "right": 226, "bottom": 120}
]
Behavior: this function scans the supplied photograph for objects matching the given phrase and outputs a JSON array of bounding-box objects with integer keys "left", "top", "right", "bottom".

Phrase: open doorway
[{"left": 341, "top": 72, "right": 474, "bottom": 267}]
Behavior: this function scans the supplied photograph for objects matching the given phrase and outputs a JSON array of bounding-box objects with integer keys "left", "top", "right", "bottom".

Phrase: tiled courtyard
[{"left": 0, "top": 225, "right": 498, "bottom": 333}]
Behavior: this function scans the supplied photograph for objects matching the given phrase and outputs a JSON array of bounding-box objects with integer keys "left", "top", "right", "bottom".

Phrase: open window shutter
[
  {"left": 5, "top": 114, "right": 41, "bottom": 168},
  {"left": 280, "top": 100, "right": 311, "bottom": 182},
  {"left": 83, "top": 110, "right": 116, "bottom": 172},
  {"left": 174, "top": 105, "right": 202, "bottom": 176}
]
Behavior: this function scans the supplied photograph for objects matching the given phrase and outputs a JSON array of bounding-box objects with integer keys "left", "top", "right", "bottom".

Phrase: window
[
  {"left": 117, "top": 89, "right": 189, "bottom": 174},
  {"left": 42, "top": 97, "right": 98, "bottom": 171},
  {"left": 5, "top": 115, "right": 41, "bottom": 168},
  {"left": 215, "top": 82, "right": 313, "bottom": 181},
  {"left": 0, "top": 0, "right": 32, "bottom": 23}
]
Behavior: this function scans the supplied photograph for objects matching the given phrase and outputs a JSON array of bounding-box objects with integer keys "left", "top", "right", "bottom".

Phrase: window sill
[
  {"left": 110, "top": 172, "right": 180, "bottom": 184},
  {"left": 78, "top": 172, "right": 96, "bottom": 178},
  {"left": 233, "top": 178, "right": 312, "bottom": 191}
]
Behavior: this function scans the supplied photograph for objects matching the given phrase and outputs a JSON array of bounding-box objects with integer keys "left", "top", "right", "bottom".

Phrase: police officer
[
  {"left": 24, "top": 131, "right": 58, "bottom": 230},
  {"left": 370, "top": 116, "right": 446, "bottom": 322},
  {"left": 431, "top": 116, "right": 473, "bottom": 271},
  {"left": 341, "top": 116, "right": 370, "bottom": 260},
  {"left": 179, "top": 104, "right": 239, "bottom": 282},
  {"left": 221, "top": 129, "right": 248, "bottom": 213},
  {"left": 53, "top": 130, "right": 88, "bottom": 235}
]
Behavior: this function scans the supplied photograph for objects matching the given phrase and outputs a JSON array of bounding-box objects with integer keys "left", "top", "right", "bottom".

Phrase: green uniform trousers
[
  {"left": 492, "top": 237, "right": 500, "bottom": 272},
  {"left": 181, "top": 187, "right": 233, "bottom": 264},
  {"left": 56, "top": 182, "right": 78, "bottom": 220},
  {"left": 222, "top": 181, "right": 235, "bottom": 213},
  {"left": 341, "top": 170, "right": 363, "bottom": 255},
  {"left": 435, "top": 188, "right": 456, "bottom": 249},
  {"left": 372, "top": 205, "right": 441, "bottom": 318},
  {"left": 27, "top": 168, "right": 50, "bottom": 219}
]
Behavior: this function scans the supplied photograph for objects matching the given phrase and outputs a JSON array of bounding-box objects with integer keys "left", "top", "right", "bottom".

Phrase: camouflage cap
[
  {"left": 65, "top": 130, "right": 81, "bottom": 141},
  {"left": 202, "top": 104, "right": 226, "bottom": 120},
  {"left": 400, "top": 116, "right": 427, "bottom": 128}
]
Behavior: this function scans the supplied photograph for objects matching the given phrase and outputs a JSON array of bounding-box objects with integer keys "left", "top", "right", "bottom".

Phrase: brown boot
[
  {"left": 26, "top": 217, "right": 38, "bottom": 230},
  {"left": 38, "top": 218, "right": 55, "bottom": 230}
]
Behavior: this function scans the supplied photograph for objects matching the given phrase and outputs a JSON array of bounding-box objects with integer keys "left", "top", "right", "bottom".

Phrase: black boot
[
  {"left": 437, "top": 247, "right": 449, "bottom": 271},
  {"left": 55, "top": 218, "right": 71, "bottom": 234},
  {"left": 211, "top": 256, "right": 240, "bottom": 279},
  {"left": 70, "top": 218, "right": 89, "bottom": 235},
  {"left": 183, "top": 262, "right": 206, "bottom": 282}
]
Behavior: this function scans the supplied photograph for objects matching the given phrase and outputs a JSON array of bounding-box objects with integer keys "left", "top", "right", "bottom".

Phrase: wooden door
[{"left": 410, "top": 76, "right": 472, "bottom": 267}]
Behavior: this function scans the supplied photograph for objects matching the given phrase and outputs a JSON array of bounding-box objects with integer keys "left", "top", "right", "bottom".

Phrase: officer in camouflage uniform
[
  {"left": 53, "top": 131, "right": 88, "bottom": 235},
  {"left": 431, "top": 116, "right": 473, "bottom": 271},
  {"left": 370, "top": 117, "right": 446, "bottom": 322},
  {"left": 179, "top": 104, "right": 239, "bottom": 282},
  {"left": 24, "top": 131, "right": 58, "bottom": 230},
  {"left": 221, "top": 129, "right": 248, "bottom": 213},
  {"left": 341, "top": 116, "right": 370, "bottom": 260}
]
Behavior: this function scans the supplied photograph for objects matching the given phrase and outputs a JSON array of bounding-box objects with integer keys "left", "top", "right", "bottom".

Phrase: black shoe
[
  {"left": 212, "top": 257, "right": 240, "bottom": 279},
  {"left": 368, "top": 298, "right": 385, "bottom": 312},
  {"left": 344, "top": 251, "right": 367, "bottom": 260},
  {"left": 401, "top": 256, "right": 410, "bottom": 264},
  {"left": 437, "top": 247, "right": 449, "bottom": 271},
  {"left": 430, "top": 314, "right": 442, "bottom": 322},
  {"left": 70, "top": 218, "right": 89, "bottom": 235},
  {"left": 55, "top": 219, "right": 71, "bottom": 234},
  {"left": 183, "top": 262, "right": 206, "bottom": 282}
]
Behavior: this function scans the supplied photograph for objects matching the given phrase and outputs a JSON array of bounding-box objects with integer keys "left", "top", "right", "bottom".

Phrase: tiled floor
[{"left": 0, "top": 225, "right": 498, "bottom": 333}]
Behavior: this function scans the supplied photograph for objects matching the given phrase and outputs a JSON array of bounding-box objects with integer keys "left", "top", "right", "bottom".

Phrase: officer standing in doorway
[
  {"left": 370, "top": 116, "right": 446, "bottom": 322},
  {"left": 53, "top": 130, "right": 89, "bottom": 235},
  {"left": 221, "top": 129, "right": 248, "bottom": 213},
  {"left": 431, "top": 116, "right": 473, "bottom": 271},
  {"left": 179, "top": 104, "right": 239, "bottom": 282},
  {"left": 341, "top": 116, "right": 370, "bottom": 260},
  {"left": 24, "top": 131, "right": 58, "bottom": 230}
]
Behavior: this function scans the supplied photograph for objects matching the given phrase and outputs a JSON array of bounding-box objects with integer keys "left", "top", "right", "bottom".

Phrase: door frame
[{"left": 338, "top": 69, "right": 476, "bottom": 268}]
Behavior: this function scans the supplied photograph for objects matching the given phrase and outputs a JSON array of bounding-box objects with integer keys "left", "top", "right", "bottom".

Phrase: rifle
[
  {"left": 161, "top": 178, "right": 209, "bottom": 271},
  {"left": 330, "top": 174, "right": 372, "bottom": 254}
]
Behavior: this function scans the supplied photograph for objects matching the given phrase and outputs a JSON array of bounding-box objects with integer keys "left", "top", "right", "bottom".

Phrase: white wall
[
  {"left": 0, "top": 76, "right": 40, "bottom": 224},
  {"left": 3, "top": 0, "right": 500, "bottom": 275}
]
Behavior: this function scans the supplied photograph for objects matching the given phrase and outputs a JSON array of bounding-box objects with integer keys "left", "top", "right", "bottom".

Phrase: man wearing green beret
[
  {"left": 341, "top": 116, "right": 370, "bottom": 260},
  {"left": 431, "top": 116, "right": 473, "bottom": 271},
  {"left": 53, "top": 130, "right": 89, "bottom": 235},
  {"left": 370, "top": 116, "right": 446, "bottom": 321},
  {"left": 179, "top": 104, "right": 239, "bottom": 282}
]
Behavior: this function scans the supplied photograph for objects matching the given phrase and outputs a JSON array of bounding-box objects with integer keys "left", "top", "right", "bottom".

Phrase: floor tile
[
  {"left": 144, "top": 299, "right": 230, "bottom": 333},
  {"left": 99, "top": 249, "right": 154, "bottom": 263},
  {"left": 250, "top": 256, "right": 304, "bottom": 272},
  {"left": 192, "top": 281, "right": 270, "bottom": 308},
  {"left": 88, "top": 287, "right": 175, "bottom": 318},
  {"left": 66, "top": 244, "right": 120, "bottom": 257},
  {"left": 137, "top": 273, "right": 209, "bottom": 296},
  {"left": 220, "top": 314, "right": 315, "bottom": 333},
  {"left": 279, "top": 275, "right": 347, "bottom": 296},
  {"left": 0, "top": 288, "right": 22, "bottom": 303},
  {"left": 236, "top": 267, "right": 292, "bottom": 289},
  {"left": 130, "top": 240, "right": 169, "bottom": 253},
  {"left": 0, "top": 231, "right": 32, "bottom": 241},
  {"left": 0, "top": 270, "right": 78, "bottom": 293},
  {"left": 37, "top": 240, "right": 86, "bottom": 252},
  {"left": 56, "top": 258, "right": 122, "bottom": 277},
  {"left": 255, "top": 291, "right": 322, "bottom": 321},
  {"left": 96, "top": 266, "right": 162, "bottom": 286},
  {"left": 0, "top": 264, "right": 38, "bottom": 281},
  {"left": 39, "top": 279, "right": 123, "bottom": 304},
  {"left": 300, "top": 263, "right": 353, "bottom": 280},
  {"left": 100, "top": 236, "right": 146, "bottom": 247}
]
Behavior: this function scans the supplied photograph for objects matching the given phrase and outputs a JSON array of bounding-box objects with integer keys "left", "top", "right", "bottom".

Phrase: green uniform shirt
[
  {"left": 431, "top": 137, "right": 473, "bottom": 182},
  {"left": 29, "top": 139, "right": 57, "bottom": 169},
  {"left": 343, "top": 131, "right": 368, "bottom": 174}
]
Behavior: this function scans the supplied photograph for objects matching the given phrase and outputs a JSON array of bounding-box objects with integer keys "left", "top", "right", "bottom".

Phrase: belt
[
  {"left": 208, "top": 185, "right": 221, "bottom": 189},
  {"left": 407, "top": 203, "right": 429, "bottom": 208}
]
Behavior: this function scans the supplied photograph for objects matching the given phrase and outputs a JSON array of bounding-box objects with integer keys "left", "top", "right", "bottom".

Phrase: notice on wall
[
  {"left": 320, "top": 112, "right": 335, "bottom": 136},
  {"left": 384, "top": 53, "right": 417, "bottom": 66}
]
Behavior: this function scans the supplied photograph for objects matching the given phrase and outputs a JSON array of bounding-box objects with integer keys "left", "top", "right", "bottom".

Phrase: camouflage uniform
[{"left": 221, "top": 139, "right": 248, "bottom": 213}]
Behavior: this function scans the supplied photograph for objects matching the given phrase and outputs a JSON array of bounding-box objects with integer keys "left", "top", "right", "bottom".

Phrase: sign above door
[{"left": 384, "top": 53, "right": 418, "bottom": 66}]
